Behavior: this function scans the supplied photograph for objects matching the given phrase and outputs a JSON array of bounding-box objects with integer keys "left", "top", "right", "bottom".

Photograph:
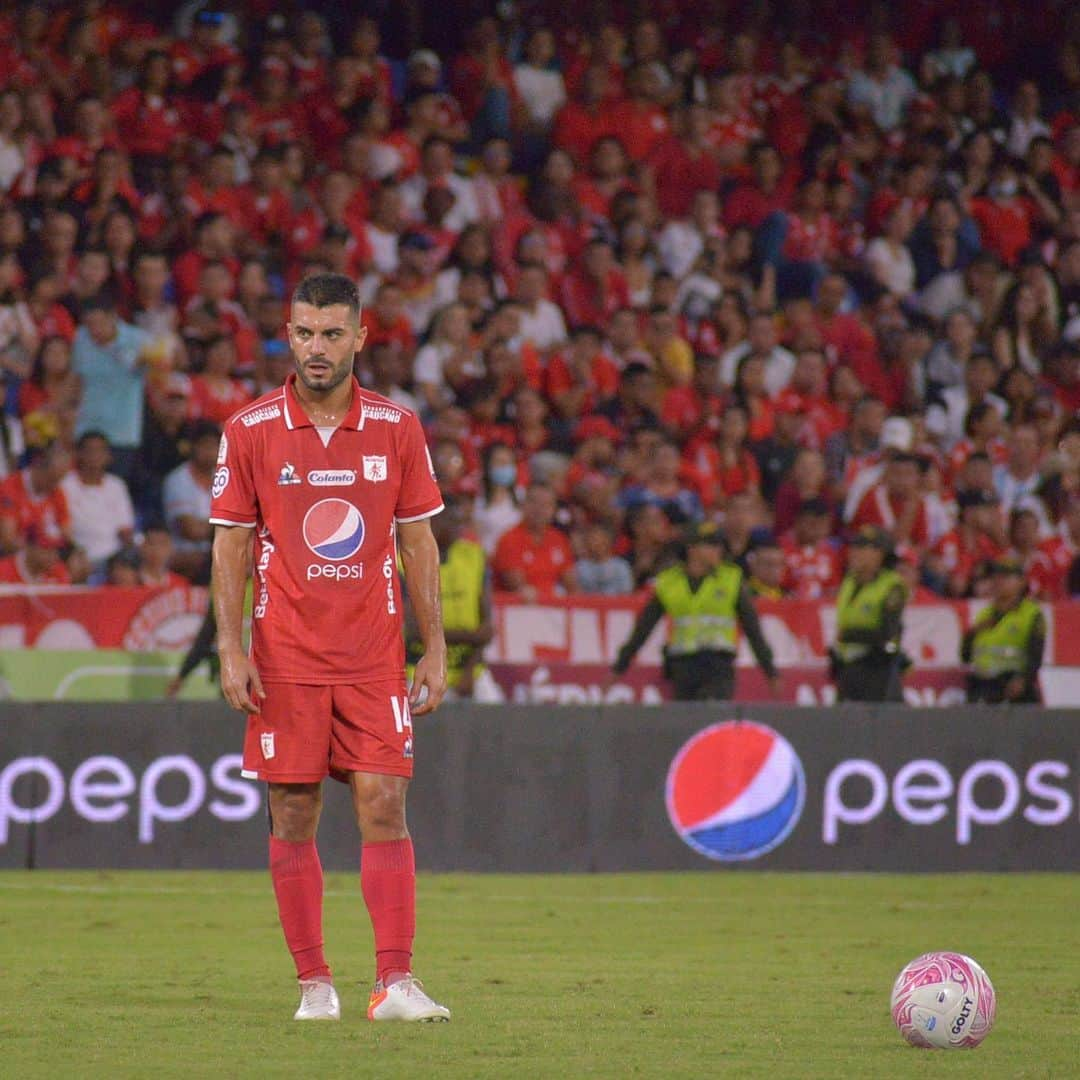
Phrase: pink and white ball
[{"left": 890, "top": 951, "right": 996, "bottom": 1049}]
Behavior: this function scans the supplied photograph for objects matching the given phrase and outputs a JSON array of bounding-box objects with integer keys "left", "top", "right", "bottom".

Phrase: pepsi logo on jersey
[{"left": 302, "top": 498, "right": 366, "bottom": 581}]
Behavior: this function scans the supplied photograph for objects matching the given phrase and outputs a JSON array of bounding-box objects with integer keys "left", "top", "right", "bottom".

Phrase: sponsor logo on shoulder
[
  {"left": 308, "top": 469, "right": 356, "bottom": 486},
  {"left": 240, "top": 404, "right": 282, "bottom": 427},
  {"left": 361, "top": 404, "right": 402, "bottom": 424},
  {"left": 212, "top": 466, "right": 230, "bottom": 498},
  {"left": 217, "top": 433, "right": 228, "bottom": 464},
  {"left": 277, "top": 462, "right": 302, "bottom": 485}
]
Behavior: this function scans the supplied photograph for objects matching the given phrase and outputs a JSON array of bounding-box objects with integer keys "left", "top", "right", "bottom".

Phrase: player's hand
[
  {"left": 220, "top": 649, "right": 266, "bottom": 714},
  {"left": 410, "top": 648, "right": 447, "bottom": 716}
]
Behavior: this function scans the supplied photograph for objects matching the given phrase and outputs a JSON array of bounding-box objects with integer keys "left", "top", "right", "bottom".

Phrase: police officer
[
  {"left": 406, "top": 495, "right": 493, "bottom": 699},
  {"left": 613, "top": 521, "right": 778, "bottom": 700},
  {"left": 961, "top": 558, "right": 1045, "bottom": 703},
  {"left": 829, "top": 525, "right": 909, "bottom": 702}
]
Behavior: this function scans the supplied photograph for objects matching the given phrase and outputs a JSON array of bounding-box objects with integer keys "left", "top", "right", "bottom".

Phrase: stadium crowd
[{"left": 0, "top": 0, "right": 1079, "bottom": 605}]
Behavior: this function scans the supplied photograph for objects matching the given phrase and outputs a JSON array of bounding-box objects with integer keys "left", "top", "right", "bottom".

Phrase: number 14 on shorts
[{"left": 390, "top": 695, "right": 413, "bottom": 734}]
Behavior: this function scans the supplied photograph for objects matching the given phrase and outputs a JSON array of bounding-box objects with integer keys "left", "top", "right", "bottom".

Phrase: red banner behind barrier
[
  {"left": 0, "top": 586, "right": 1076, "bottom": 704},
  {"left": 1, "top": 585, "right": 1079, "bottom": 661}
]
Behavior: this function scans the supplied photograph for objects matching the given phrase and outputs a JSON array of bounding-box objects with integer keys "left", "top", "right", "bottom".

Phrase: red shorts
[{"left": 241, "top": 680, "right": 415, "bottom": 783}]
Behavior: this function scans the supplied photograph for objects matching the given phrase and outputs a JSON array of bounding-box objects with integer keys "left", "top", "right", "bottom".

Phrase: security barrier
[{"left": 0, "top": 703, "right": 1077, "bottom": 871}]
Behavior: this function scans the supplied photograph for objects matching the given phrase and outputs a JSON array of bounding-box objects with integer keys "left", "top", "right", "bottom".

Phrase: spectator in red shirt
[
  {"left": 606, "top": 62, "right": 671, "bottom": 162},
  {"left": 544, "top": 324, "right": 620, "bottom": 421},
  {"left": 492, "top": 481, "right": 577, "bottom": 598},
  {"left": 110, "top": 50, "right": 183, "bottom": 185},
  {"left": 172, "top": 212, "right": 239, "bottom": 306},
  {"left": 235, "top": 147, "right": 293, "bottom": 253},
  {"left": 552, "top": 63, "right": 617, "bottom": 167},
  {"left": 450, "top": 17, "right": 519, "bottom": 144},
  {"left": 926, "top": 488, "right": 1006, "bottom": 596},
  {"left": 662, "top": 353, "right": 724, "bottom": 448},
  {"left": 0, "top": 525, "right": 70, "bottom": 584},
  {"left": 18, "top": 336, "right": 81, "bottom": 445},
  {"left": 188, "top": 335, "right": 252, "bottom": 425},
  {"left": 0, "top": 440, "right": 71, "bottom": 553},
  {"left": 781, "top": 498, "right": 843, "bottom": 599},
  {"left": 969, "top": 158, "right": 1035, "bottom": 267},
  {"left": 851, "top": 452, "right": 934, "bottom": 551},
  {"left": 1008, "top": 505, "right": 1065, "bottom": 599},
  {"left": 646, "top": 103, "right": 721, "bottom": 219},
  {"left": 559, "top": 238, "right": 630, "bottom": 329},
  {"left": 723, "top": 142, "right": 791, "bottom": 230},
  {"left": 361, "top": 282, "right": 416, "bottom": 360}
]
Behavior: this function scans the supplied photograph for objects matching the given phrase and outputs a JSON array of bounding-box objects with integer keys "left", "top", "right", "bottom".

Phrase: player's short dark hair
[{"left": 291, "top": 273, "right": 361, "bottom": 318}]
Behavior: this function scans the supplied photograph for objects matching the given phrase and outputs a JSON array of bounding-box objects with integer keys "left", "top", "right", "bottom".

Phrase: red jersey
[
  {"left": 851, "top": 485, "right": 931, "bottom": 549},
  {"left": 1028, "top": 535, "right": 1075, "bottom": 599},
  {"left": 0, "top": 551, "right": 70, "bottom": 585},
  {"left": 492, "top": 523, "right": 573, "bottom": 594},
  {"left": 780, "top": 536, "right": 842, "bottom": 599},
  {"left": 0, "top": 470, "right": 69, "bottom": 545},
  {"left": 209, "top": 376, "right": 443, "bottom": 684}
]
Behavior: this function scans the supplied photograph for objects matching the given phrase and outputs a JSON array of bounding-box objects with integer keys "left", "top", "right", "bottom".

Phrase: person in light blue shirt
[
  {"left": 576, "top": 521, "right": 634, "bottom": 595},
  {"left": 72, "top": 292, "right": 153, "bottom": 483},
  {"left": 847, "top": 35, "right": 916, "bottom": 132}
]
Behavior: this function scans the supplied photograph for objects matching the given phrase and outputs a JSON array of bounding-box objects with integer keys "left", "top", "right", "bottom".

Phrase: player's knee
[
  {"left": 352, "top": 781, "right": 406, "bottom": 834},
  {"left": 269, "top": 784, "right": 321, "bottom": 841}
]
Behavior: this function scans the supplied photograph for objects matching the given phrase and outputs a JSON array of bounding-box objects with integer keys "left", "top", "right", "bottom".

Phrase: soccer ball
[{"left": 890, "top": 951, "right": 996, "bottom": 1049}]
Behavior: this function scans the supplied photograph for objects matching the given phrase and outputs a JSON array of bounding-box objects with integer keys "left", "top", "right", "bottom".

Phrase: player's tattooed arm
[
  {"left": 398, "top": 517, "right": 448, "bottom": 715},
  {"left": 212, "top": 525, "right": 265, "bottom": 714}
]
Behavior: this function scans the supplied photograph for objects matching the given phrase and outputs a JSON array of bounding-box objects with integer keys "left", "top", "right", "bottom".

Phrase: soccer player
[{"left": 209, "top": 273, "right": 450, "bottom": 1022}]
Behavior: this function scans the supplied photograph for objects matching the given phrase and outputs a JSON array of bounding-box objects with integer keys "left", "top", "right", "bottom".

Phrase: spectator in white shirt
[
  {"left": 515, "top": 262, "right": 568, "bottom": 353},
  {"left": 1006, "top": 81, "right": 1050, "bottom": 158},
  {"left": 994, "top": 423, "right": 1046, "bottom": 515},
  {"left": 926, "top": 352, "right": 1006, "bottom": 450},
  {"left": 162, "top": 421, "right": 220, "bottom": 580},
  {"left": 865, "top": 204, "right": 917, "bottom": 298},
  {"left": 60, "top": 431, "right": 136, "bottom": 574},
  {"left": 513, "top": 29, "right": 566, "bottom": 132},
  {"left": 720, "top": 310, "right": 795, "bottom": 396},
  {"left": 400, "top": 136, "right": 479, "bottom": 233},
  {"left": 847, "top": 34, "right": 916, "bottom": 131}
]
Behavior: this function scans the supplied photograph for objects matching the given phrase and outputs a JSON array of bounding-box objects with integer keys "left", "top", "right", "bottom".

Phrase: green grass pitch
[{"left": 1, "top": 871, "right": 1075, "bottom": 1078}]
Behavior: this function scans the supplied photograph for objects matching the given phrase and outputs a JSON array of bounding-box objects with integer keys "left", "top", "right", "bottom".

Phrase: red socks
[
  {"left": 269, "top": 836, "right": 331, "bottom": 981},
  {"left": 361, "top": 838, "right": 416, "bottom": 984}
]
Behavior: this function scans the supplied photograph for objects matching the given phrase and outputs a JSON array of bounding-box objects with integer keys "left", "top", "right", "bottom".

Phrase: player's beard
[{"left": 296, "top": 353, "right": 353, "bottom": 393}]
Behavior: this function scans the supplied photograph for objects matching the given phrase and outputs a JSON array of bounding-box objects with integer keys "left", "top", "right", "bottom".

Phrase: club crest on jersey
[
  {"left": 302, "top": 498, "right": 366, "bottom": 560},
  {"left": 277, "top": 462, "right": 302, "bottom": 485},
  {"left": 363, "top": 455, "right": 388, "bottom": 482}
]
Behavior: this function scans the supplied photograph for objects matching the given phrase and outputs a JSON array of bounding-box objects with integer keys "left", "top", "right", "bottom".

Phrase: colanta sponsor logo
[{"left": 307, "top": 470, "right": 356, "bottom": 486}]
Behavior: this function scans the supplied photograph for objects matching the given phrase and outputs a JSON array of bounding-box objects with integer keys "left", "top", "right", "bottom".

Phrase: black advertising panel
[{"left": 0, "top": 703, "right": 1077, "bottom": 871}]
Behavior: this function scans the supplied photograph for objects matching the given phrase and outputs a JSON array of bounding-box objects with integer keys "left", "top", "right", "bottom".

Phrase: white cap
[
  {"left": 408, "top": 49, "right": 441, "bottom": 71},
  {"left": 880, "top": 416, "right": 913, "bottom": 452}
]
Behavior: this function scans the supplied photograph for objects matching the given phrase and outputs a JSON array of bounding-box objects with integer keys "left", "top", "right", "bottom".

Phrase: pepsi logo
[
  {"left": 665, "top": 721, "right": 805, "bottom": 862},
  {"left": 302, "top": 498, "right": 365, "bottom": 561}
]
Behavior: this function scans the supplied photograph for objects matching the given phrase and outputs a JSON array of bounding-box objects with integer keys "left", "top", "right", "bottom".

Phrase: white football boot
[
  {"left": 367, "top": 976, "right": 450, "bottom": 1022},
  {"left": 294, "top": 978, "right": 341, "bottom": 1020}
]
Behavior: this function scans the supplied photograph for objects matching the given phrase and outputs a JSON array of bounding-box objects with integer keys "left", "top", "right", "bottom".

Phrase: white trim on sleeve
[
  {"left": 395, "top": 503, "right": 444, "bottom": 524},
  {"left": 209, "top": 518, "right": 257, "bottom": 528}
]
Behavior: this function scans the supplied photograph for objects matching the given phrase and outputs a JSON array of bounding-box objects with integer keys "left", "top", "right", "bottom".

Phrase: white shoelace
[{"left": 299, "top": 981, "right": 336, "bottom": 1011}]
